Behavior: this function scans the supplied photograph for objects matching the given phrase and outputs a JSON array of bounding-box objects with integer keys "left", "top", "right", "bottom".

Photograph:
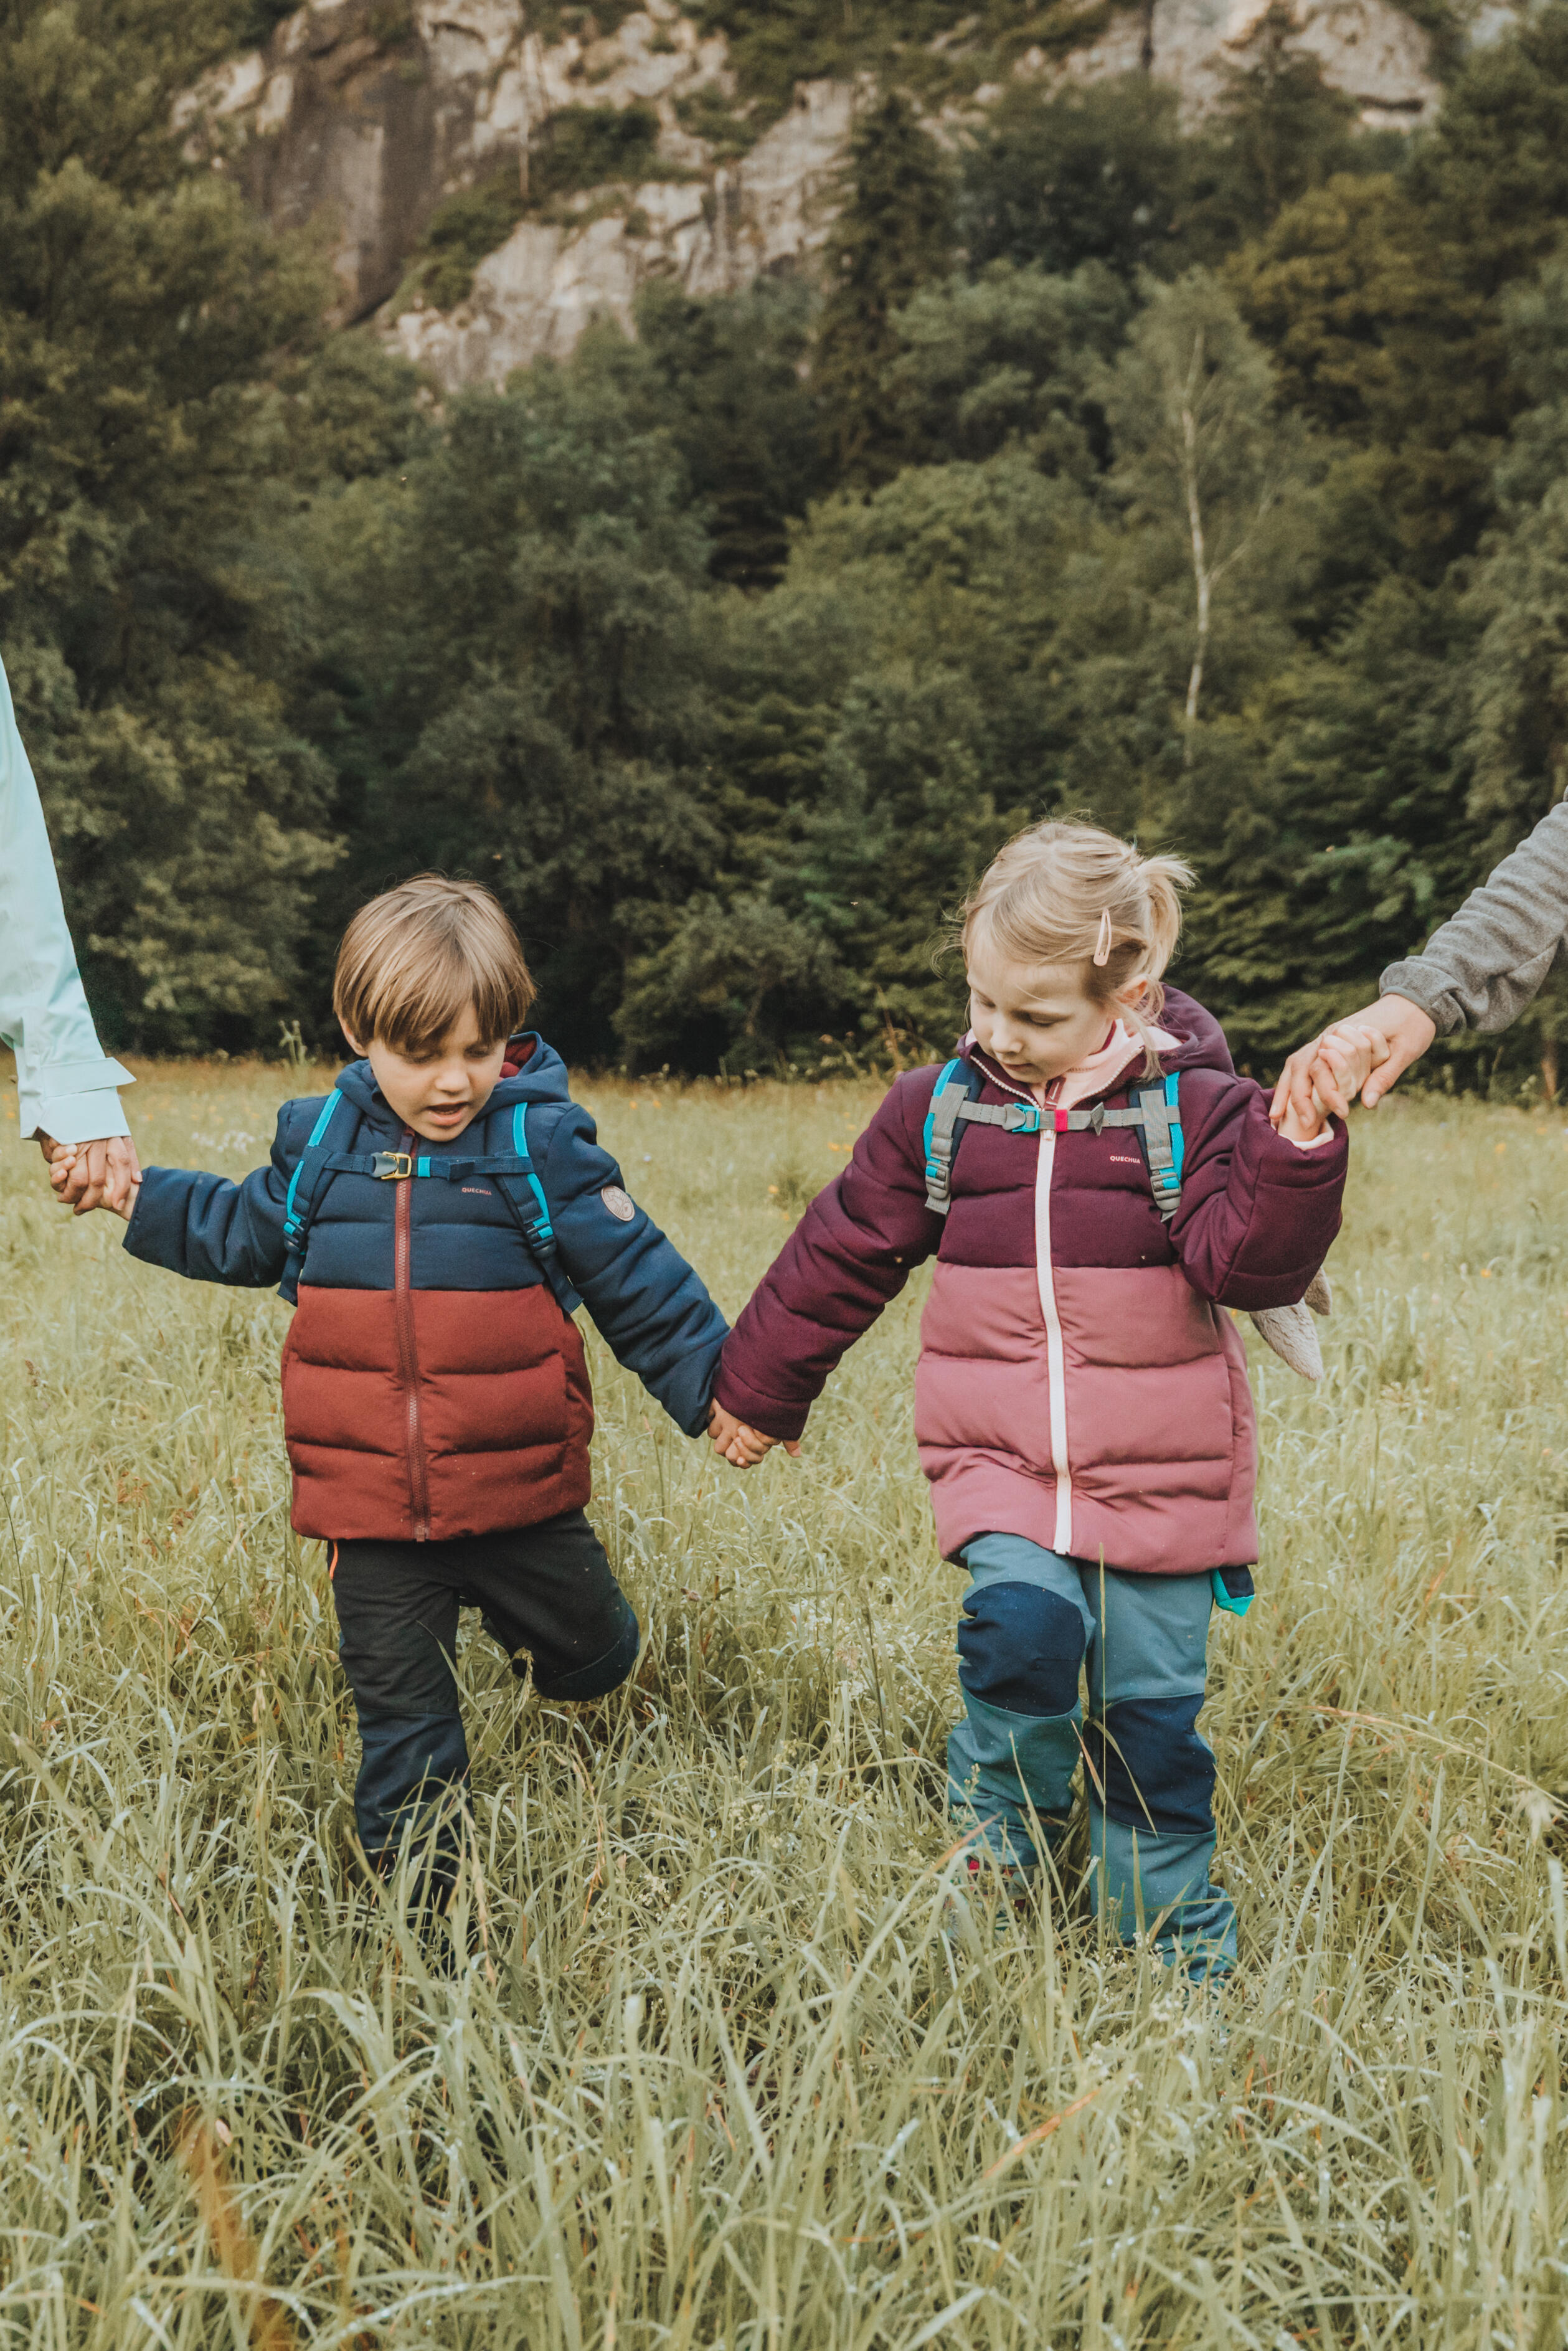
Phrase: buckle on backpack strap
[{"left": 371, "top": 1151, "right": 413, "bottom": 1181}]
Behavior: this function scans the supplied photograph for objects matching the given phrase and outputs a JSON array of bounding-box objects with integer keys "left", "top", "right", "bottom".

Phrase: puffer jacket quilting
[
  {"left": 714, "top": 991, "right": 1348, "bottom": 1574},
  {"left": 124, "top": 1037, "right": 728, "bottom": 1544}
]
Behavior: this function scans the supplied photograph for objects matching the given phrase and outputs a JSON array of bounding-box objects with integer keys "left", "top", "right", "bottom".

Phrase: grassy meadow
[{"left": 2, "top": 1058, "right": 1568, "bottom": 2347}]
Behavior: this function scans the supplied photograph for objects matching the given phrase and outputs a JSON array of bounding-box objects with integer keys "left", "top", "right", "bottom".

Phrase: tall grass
[{"left": 2, "top": 1062, "right": 1568, "bottom": 2345}]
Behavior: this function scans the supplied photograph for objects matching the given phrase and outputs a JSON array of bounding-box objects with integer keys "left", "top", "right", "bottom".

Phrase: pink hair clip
[{"left": 1093, "top": 909, "right": 1113, "bottom": 967}]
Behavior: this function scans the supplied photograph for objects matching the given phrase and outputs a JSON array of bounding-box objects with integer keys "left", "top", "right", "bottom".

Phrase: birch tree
[{"left": 1103, "top": 272, "right": 1296, "bottom": 762}]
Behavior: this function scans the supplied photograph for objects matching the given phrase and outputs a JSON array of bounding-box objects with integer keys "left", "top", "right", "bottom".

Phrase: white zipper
[
  {"left": 971, "top": 1046, "right": 1075, "bottom": 1550},
  {"left": 1032, "top": 1097, "right": 1074, "bottom": 1554}
]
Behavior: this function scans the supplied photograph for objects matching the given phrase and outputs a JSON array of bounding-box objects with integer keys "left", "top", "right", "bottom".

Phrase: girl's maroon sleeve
[
  {"left": 713, "top": 1069, "right": 943, "bottom": 1440},
  {"left": 1169, "top": 1072, "right": 1348, "bottom": 1310}
]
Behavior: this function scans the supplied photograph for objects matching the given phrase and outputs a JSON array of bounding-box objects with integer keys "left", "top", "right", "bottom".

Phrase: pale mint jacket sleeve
[{"left": 1, "top": 653, "right": 132, "bottom": 1144}]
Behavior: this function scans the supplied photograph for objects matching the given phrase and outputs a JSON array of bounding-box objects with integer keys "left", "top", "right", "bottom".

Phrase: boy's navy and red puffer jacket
[
  {"left": 714, "top": 991, "right": 1347, "bottom": 1578},
  {"left": 123, "top": 1037, "right": 726, "bottom": 1544}
]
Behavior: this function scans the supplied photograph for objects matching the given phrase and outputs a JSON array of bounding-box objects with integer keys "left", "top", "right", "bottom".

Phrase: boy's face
[{"left": 342, "top": 1002, "right": 510, "bottom": 1142}]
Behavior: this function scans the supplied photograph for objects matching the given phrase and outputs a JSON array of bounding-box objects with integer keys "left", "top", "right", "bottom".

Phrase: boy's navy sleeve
[
  {"left": 538, "top": 1104, "right": 727, "bottom": 1437},
  {"left": 121, "top": 1103, "right": 308, "bottom": 1289}
]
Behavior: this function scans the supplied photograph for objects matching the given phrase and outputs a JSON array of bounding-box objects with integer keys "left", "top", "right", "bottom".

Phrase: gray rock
[{"left": 176, "top": 0, "right": 1470, "bottom": 388}]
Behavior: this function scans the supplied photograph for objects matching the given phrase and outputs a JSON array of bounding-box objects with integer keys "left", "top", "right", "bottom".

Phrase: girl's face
[{"left": 966, "top": 942, "right": 1148, "bottom": 1090}]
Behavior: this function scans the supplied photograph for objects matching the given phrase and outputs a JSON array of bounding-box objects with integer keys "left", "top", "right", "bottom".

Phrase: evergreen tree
[
  {"left": 889, "top": 260, "right": 1130, "bottom": 470},
  {"left": 309, "top": 337, "right": 729, "bottom": 1067},
  {"left": 633, "top": 280, "right": 828, "bottom": 590},
  {"left": 1179, "top": 6, "right": 1393, "bottom": 262},
  {"left": 0, "top": 0, "right": 338, "bottom": 1049},
  {"left": 812, "top": 92, "right": 955, "bottom": 488},
  {"left": 1229, "top": 174, "right": 1498, "bottom": 575},
  {"left": 959, "top": 77, "right": 1186, "bottom": 283}
]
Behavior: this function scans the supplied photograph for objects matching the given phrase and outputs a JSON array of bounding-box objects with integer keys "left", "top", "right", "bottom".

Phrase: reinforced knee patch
[
  {"left": 957, "top": 1581, "right": 1087, "bottom": 1718},
  {"left": 1085, "top": 1693, "right": 1216, "bottom": 1837},
  {"left": 534, "top": 1596, "right": 641, "bottom": 1701}
]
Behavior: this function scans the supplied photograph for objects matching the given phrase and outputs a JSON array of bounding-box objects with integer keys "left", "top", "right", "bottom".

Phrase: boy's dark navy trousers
[{"left": 330, "top": 1509, "right": 640, "bottom": 1867}]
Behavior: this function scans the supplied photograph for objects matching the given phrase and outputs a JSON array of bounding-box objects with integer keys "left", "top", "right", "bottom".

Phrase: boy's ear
[{"left": 340, "top": 1021, "right": 366, "bottom": 1056}]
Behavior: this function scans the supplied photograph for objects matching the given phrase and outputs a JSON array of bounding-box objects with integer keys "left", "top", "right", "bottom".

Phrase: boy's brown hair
[{"left": 334, "top": 876, "right": 535, "bottom": 1056}]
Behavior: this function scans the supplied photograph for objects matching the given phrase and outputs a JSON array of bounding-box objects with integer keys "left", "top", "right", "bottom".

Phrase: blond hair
[
  {"left": 959, "top": 821, "right": 1194, "bottom": 1070},
  {"left": 333, "top": 876, "right": 535, "bottom": 1056}
]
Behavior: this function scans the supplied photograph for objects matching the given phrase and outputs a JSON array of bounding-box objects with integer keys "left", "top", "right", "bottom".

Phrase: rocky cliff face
[{"left": 181, "top": 0, "right": 1448, "bottom": 392}]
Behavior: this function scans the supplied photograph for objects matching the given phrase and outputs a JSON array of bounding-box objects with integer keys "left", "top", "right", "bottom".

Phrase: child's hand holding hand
[
  {"left": 1275, "top": 1023, "right": 1389, "bottom": 1143},
  {"left": 708, "top": 1401, "right": 800, "bottom": 1469},
  {"left": 45, "top": 1138, "right": 140, "bottom": 1221}
]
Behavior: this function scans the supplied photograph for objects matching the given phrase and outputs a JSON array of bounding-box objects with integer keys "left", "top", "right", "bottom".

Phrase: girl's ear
[{"left": 1115, "top": 973, "right": 1151, "bottom": 1011}]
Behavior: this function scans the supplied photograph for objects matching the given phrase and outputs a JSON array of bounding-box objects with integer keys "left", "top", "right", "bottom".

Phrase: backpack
[
  {"left": 277, "top": 1089, "right": 577, "bottom": 1311},
  {"left": 921, "top": 1056, "right": 1184, "bottom": 1222}
]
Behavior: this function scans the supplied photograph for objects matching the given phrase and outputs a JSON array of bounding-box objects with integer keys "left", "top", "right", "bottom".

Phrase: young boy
[{"left": 91, "top": 876, "right": 727, "bottom": 1893}]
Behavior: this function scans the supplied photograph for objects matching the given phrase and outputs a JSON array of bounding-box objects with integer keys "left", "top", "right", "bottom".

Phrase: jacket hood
[
  {"left": 1147, "top": 988, "right": 1237, "bottom": 1078},
  {"left": 329, "top": 1031, "right": 573, "bottom": 1128},
  {"left": 960, "top": 986, "right": 1237, "bottom": 1100}
]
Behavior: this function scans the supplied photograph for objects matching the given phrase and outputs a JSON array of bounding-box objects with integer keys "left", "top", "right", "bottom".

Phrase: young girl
[{"left": 709, "top": 822, "right": 1378, "bottom": 1977}]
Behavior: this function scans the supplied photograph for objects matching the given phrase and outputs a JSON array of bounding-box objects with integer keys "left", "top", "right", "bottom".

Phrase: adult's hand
[
  {"left": 38, "top": 1130, "right": 143, "bottom": 1216},
  {"left": 1270, "top": 995, "right": 1438, "bottom": 1129}
]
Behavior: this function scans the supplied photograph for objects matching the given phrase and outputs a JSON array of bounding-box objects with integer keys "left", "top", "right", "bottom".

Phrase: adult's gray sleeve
[{"left": 1380, "top": 799, "right": 1568, "bottom": 1037}]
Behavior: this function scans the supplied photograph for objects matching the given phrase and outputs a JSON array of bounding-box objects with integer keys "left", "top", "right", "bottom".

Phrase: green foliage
[
  {"left": 959, "top": 40, "right": 1397, "bottom": 288},
  {"left": 690, "top": 0, "right": 1115, "bottom": 121},
  {"left": 1178, "top": 7, "right": 1397, "bottom": 259},
  {"left": 0, "top": 0, "right": 347, "bottom": 1051},
  {"left": 673, "top": 82, "right": 762, "bottom": 161},
  {"left": 634, "top": 279, "right": 828, "bottom": 588},
  {"left": 300, "top": 331, "right": 728, "bottom": 1065},
  {"left": 15, "top": 0, "right": 1568, "bottom": 1075},
  {"left": 960, "top": 77, "right": 1189, "bottom": 281},
  {"left": 535, "top": 99, "right": 668, "bottom": 196},
  {"left": 813, "top": 92, "right": 955, "bottom": 487},
  {"left": 889, "top": 260, "right": 1131, "bottom": 468},
  {"left": 1405, "top": 3, "right": 1568, "bottom": 297}
]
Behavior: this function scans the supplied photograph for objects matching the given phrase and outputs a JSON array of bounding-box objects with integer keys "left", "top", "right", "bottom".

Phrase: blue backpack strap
[
  {"left": 279, "top": 1090, "right": 352, "bottom": 1301},
  {"left": 923, "top": 1057, "right": 986, "bottom": 1216},
  {"left": 1129, "top": 1071, "right": 1184, "bottom": 1222},
  {"left": 497, "top": 1100, "right": 557, "bottom": 1264},
  {"left": 484, "top": 1105, "right": 583, "bottom": 1317}
]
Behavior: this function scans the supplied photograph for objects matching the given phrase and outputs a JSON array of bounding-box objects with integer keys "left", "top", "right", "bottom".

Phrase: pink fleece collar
[
  {"left": 1047, "top": 1018, "right": 1179, "bottom": 1109},
  {"left": 966, "top": 1018, "right": 1181, "bottom": 1110}
]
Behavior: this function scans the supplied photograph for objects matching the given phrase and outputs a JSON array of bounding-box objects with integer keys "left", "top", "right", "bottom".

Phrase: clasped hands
[
  {"left": 37, "top": 1132, "right": 141, "bottom": 1217},
  {"left": 708, "top": 1401, "right": 799, "bottom": 1470},
  {"left": 1268, "top": 999, "right": 1434, "bottom": 1134}
]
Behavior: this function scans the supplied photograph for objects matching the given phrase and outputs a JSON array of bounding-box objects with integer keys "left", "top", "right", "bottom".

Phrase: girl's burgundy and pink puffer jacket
[{"left": 713, "top": 991, "right": 1348, "bottom": 1576}]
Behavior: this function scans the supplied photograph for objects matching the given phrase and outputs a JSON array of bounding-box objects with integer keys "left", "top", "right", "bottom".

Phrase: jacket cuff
[
  {"left": 19, "top": 1078, "right": 133, "bottom": 1145},
  {"left": 712, "top": 1366, "right": 810, "bottom": 1444},
  {"left": 1378, "top": 960, "right": 1463, "bottom": 1037},
  {"left": 1249, "top": 1111, "right": 1348, "bottom": 1181}
]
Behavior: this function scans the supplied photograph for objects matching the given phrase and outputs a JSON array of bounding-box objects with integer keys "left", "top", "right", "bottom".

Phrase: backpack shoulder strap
[
  {"left": 486, "top": 1101, "right": 582, "bottom": 1313},
  {"left": 922, "top": 1057, "right": 987, "bottom": 1216},
  {"left": 1128, "top": 1071, "right": 1184, "bottom": 1223},
  {"left": 279, "top": 1091, "right": 356, "bottom": 1302}
]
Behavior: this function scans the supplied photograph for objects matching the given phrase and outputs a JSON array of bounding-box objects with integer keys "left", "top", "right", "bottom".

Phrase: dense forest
[{"left": 6, "top": 0, "right": 1568, "bottom": 1084}]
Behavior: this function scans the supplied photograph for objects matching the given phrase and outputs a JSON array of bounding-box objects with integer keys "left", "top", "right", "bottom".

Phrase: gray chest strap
[{"left": 923, "top": 1073, "right": 1184, "bottom": 1222}]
